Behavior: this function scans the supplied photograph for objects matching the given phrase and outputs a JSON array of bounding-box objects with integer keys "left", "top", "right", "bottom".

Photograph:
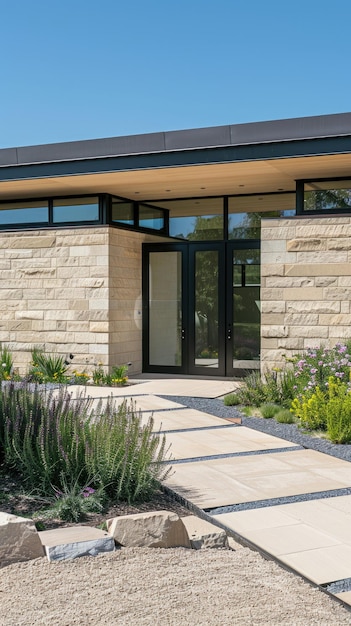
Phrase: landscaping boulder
[
  {"left": 182, "top": 515, "right": 229, "bottom": 549},
  {"left": 0, "top": 512, "right": 44, "bottom": 567},
  {"left": 107, "top": 510, "right": 191, "bottom": 548},
  {"left": 39, "top": 526, "right": 115, "bottom": 562}
]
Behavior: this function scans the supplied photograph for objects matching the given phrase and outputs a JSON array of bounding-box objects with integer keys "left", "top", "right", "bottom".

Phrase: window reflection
[
  {"left": 138, "top": 204, "right": 164, "bottom": 231},
  {"left": 228, "top": 194, "right": 296, "bottom": 239},
  {"left": 53, "top": 197, "right": 99, "bottom": 223},
  {"left": 304, "top": 180, "right": 351, "bottom": 212},
  {"left": 0, "top": 201, "right": 48, "bottom": 224},
  {"left": 151, "top": 198, "right": 223, "bottom": 240},
  {"left": 111, "top": 199, "right": 134, "bottom": 225}
]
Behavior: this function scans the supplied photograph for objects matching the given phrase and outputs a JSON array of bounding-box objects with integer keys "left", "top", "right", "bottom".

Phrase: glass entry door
[
  {"left": 143, "top": 241, "right": 260, "bottom": 376},
  {"left": 226, "top": 242, "right": 261, "bottom": 377}
]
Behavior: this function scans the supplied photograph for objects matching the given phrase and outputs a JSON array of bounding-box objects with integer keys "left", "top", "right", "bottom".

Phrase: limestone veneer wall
[
  {"left": 261, "top": 215, "right": 351, "bottom": 371},
  {"left": 0, "top": 226, "right": 164, "bottom": 375},
  {"left": 0, "top": 227, "right": 110, "bottom": 374}
]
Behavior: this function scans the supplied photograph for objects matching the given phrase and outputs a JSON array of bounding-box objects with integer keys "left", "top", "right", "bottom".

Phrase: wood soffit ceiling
[{"left": 0, "top": 153, "right": 351, "bottom": 202}]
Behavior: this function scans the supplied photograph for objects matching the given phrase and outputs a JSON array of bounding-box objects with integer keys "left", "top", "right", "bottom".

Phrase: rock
[
  {"left": 39, "top": 526, "right": 115, "bottom": 562},
  {"left": 107, "top": 510, "right": 191, "bottom": 548},
  {"left": 181, "top": 515, "right": 229, "bottom": 549},
  {"left": 0, "top": 512, "right": 45, "bottom": 567}
]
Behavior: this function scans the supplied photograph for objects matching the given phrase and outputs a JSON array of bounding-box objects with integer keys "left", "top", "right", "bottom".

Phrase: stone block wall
[
  {"left": 0, "top": 228, "right": 110, "bottom": 374},
  {"left": 261, "top": 216, "right": 351, "bottom": 371},
  {"left": 0, "top": 226, "right": 166, "bottom": 375}
]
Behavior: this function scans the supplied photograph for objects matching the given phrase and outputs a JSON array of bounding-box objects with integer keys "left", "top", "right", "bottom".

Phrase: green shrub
[
  {"left": 260, "top": 403, "right": 281, "bottom": 419},
  {"left": 275, "top": 409, "right": 295, "bottom": 424},
  {"left": 0, "top": 345, "right": 14, "bottom": 381},
  {"left": 223, "top": 393, "right": 241, "bottom": 406},
  {"left": 235, "top": 371, "right": 270, "bottom": 407},
  {"left": 0, "top": 383, "right": 171, "bottom": 503},
  {"left": 49, "top": 478, "right": 107, "bottom": 522},
  {"left": 0, "top": 383, "right": 92, "bottom": 491},
  {"left": 236, "top": 367, "right": 296, "bottom": 408},
  {"left": 291, "top": 385, "right": 328, "bottom": 431},
  {"left": 29, "top": 348, "right": 69, "bottom": 383},
  {"left": 326, "top": 385, "right": 351, "bottom": 444},
  {"left": 91, "top": 363, "right": 129, "bottom": 386},
  {"left": 86, "top": 399, "right": 171, "bottom": 502}
]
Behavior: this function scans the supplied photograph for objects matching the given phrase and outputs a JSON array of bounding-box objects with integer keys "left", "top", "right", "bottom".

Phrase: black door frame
[{"left": 142, "top": 240, "right": 260, "bottom": 376}]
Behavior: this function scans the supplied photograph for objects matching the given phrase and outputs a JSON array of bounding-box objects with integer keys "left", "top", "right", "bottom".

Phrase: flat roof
[{"left": 1, "top": 112, "right": 351, "bottom": 168}]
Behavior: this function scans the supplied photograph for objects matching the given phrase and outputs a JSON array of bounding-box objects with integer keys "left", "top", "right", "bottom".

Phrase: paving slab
[
  {"left": 335, "top": 591, "right": 351, "bottom": 606},
  {"left": 280, "top": 544, "right": 351, "bottom": 585},
  {"left": 128, "top": 379, "right": 240, "bottom": 398},
  {"left": 213, "top": 495, "right": 351, "bottom": 586},
  {"left": 76, "top": 394, "right": 186, "bottom": 413},
  {"left": 164, "top": 449, "right": 351, "bottom": 508},
  {"left": 164, "top": 426, "right": 297, "bottom": 460},
  {"left": 139, "top": 408, "right": 228, "bottom": 431}
]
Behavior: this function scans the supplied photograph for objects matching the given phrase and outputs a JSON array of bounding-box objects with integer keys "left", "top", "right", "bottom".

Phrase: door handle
[
  {"left": 227, "top": 327, "right": 231, "bottom": 340},
  {"left": 181, "top": 329, "right": 185, "bottom": 340}
]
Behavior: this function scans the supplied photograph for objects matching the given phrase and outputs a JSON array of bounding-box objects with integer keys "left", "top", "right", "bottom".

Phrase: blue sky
[{"left": 1, "top": 0, "right": 351, "bottom": 147}]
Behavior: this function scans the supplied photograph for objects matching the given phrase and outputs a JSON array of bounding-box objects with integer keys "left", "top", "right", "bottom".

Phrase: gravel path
[{"left": 1, "top": 546, "right": 351, "bottom": 625}]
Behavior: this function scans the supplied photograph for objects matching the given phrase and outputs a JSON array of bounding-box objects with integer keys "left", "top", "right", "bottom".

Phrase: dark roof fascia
[
  {"left": 2, "top": 112, "right": 351, "bottom": 167},
  {"left": 0, "top": 135, "right": 351, "bottom": 183},
  {"left": 0, "top": 112, "right": 351, "bottom": 182}
]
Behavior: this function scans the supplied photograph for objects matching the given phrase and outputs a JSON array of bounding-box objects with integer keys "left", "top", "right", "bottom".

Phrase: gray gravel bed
[{"left": 161, "top": 395, "right": 351, "bottom": 463}]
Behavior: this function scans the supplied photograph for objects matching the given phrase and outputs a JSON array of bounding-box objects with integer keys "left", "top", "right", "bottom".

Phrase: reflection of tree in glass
[
  {"left": 188, "top": 215, "right": 223, "bottom": 241},
  {"left": 229, "top": 211, "right": 279, "bottom": 240},
  {"left": 194, "top": 250, "right": 218, "bottom": 357},
  {"left": 304, "top": 188, "right": 351, "bottom": 211}
]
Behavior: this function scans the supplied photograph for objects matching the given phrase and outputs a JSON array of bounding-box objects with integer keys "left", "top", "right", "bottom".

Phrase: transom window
[{"left": 298, "top": 179, "right": 351, "bottom": 214}]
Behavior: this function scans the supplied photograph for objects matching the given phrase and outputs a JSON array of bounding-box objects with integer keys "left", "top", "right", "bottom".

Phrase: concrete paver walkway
[{"left": 77, "top": 378, "right": 351, "bottom": 608}]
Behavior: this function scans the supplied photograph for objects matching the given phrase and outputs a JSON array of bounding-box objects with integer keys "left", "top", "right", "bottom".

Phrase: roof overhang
[{"left": 1, "top": 112, "right": 351, "bottom": 201}]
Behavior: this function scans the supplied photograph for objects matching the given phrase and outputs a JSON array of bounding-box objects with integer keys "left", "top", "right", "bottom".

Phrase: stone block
[
  {"left": 289, "top": 326, "right": 329, "bottom": 338},
  {"left": 284, "top": 313, "right": 319, "bottom": 326},
  {"left": 295, "top": 223, "right": 351, "bottom": 238},
  {"left": 107, "top": 510, "right": 191, "bottom": 548},
  {"left": 287, "top": 238, "right": 326, "bottom": 251},
  {"left": 261, "top": 338, "right": 278, "bottom": 349},
  {"left": 261, "top": 252, "right": 296, "bottom": 265},
  {"left": 39, "top": 526, "right": 114, "bottom": 562},
  {"left": 283, "top": 287, "right": 323, "bottom": 300},
  {"left": 260, "top": 288, "right": 284, "bottom": 301},
  {"left": 15, "top": 310, "right": 44, "bottom": 320},
  {"left": 286, "top": 301, "right": 340, "bottom": 314},
  {"left": 325, "top": 287, "right": 351, "bottom": 300},
  {"left": 297, "top": 251, "right": 347, "bottom": 264},
  {"left": 266, "top": 277, "right": 315, "bottom": 288},
  {"left": 260, "top": 301, "right": 286, "bottom": 314},
  {"left": 181, "top": 516, "right": 228, "bottom": 549},
  {"left": 261, "top": 325, "right": 288, "bottom": 338},
  {"left": 0, "top": 512, "right": 44, "bottom": 566},
  {"left": 319, "top": 314, "right": 351, "bottom": 326},
  {"left": 260, "top": 264, "right": 285, "bottom": 277},
  {"left": 315, "top": 277, "right": 338, "bottom": 287},
  {"left": 89, "top": 321, "right": 109, "bottom": 333},
  {"left": 277, "top": 337, "right": 304, "bottom": 350},
  {"left": 9, "top": 236, "right": 56, "bottom": 249},
  {"left": 285, "top": 263, "right": 351, "bottom": 277},
  {"left": 260, "top": 314, "right": 285, "bottom": 325},
  {"left": 328, "top": 238, "right": 351, "bottom": 250},
  {"left": 261, "top": 227, "right": 296, "bottom": 240}
]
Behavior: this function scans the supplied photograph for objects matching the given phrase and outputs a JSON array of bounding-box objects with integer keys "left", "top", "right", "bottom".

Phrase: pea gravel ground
[
  {"left": 1, "top": 545, "right": 351, "bottom": 625},
  {"left": 2, "top": 394, "right": 351, "bottom": 625}
]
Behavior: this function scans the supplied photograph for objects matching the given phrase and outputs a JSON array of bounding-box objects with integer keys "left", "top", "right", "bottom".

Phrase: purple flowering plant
[{"left": 291, "top": 342, "right": 351, "bottom": 397}]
